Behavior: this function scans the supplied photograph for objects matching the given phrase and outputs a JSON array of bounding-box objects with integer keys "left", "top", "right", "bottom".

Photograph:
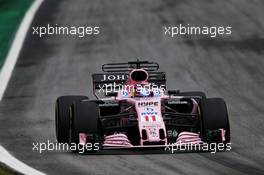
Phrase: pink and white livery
[{"left": 55, "top": 60, "right": 230, "bottom": 153}]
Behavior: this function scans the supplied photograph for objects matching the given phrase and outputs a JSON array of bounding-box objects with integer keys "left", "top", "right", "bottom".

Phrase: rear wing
[
  {"left": 102, "top": 60, "right": 159, "bottom": 72},
  {"left": 92, "top": 60, "right": 166, "bottom": 98},
  {"left": 92, "top": 72, "right": 166, "bottom": 98},
  {"left": 92, "top": 72, "right": 166, "bottom": 88}
]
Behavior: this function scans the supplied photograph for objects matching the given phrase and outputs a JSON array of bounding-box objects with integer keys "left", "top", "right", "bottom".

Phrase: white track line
[
  {"left": 0, "top": 0, "right": 43, "bottom": 100},
  {"left": 0, "top": 0, "right": 45, "bottom": 174},
  {"left": 0, "top": 145, "right": 45, "bottom": 175}
]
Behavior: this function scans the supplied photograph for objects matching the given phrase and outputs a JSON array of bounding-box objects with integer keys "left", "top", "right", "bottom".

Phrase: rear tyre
[
  {"left": 55, "top": 96, "right": 88, "bottom": 143},
  {"left": 69, "top": 100, "right": 101, "bottom": 153},
  {"left": 202, "top": 98, "right": 230, "bottom": 143}
]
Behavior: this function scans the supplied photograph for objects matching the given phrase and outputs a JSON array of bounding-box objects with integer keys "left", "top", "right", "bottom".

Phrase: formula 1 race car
[{"left": 55, "top": 60, "right": 230, "bottom": 153}]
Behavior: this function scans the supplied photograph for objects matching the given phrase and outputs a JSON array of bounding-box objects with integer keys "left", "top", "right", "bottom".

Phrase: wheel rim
[
  {"left": 55, "top": 101, "right": 59, "bottom": 140},
  {"left": 69, "top": 105, "right": 73, "bottom": 143}
]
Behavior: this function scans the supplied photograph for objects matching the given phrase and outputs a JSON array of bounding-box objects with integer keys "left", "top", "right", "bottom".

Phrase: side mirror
[
  {"left": 168, "top": 90, "right": 180, "bottom": 95},
  {"left": 105, "top": 92, "right": 118, "bottom": 97}
]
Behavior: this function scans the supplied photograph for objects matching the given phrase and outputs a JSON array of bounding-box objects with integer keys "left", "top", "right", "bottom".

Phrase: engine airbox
[{"left": 130, "top": 69, "right": 149, "bottom": 82}]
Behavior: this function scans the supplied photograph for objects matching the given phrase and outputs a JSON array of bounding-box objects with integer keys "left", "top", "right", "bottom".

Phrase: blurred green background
[{"left": 0, "top": 0, "right": 33, "bottom": 69}]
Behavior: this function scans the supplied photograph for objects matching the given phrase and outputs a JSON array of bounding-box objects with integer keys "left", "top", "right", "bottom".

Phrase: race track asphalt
[{"left": 1, "top": 0, "right": 264, "bottom": 174}]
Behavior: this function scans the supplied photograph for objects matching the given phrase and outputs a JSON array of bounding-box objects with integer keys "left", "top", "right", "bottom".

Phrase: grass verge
[
  {"left": 0, "top": 162, "right": 21, "bottom": 175},
  {"left": 0, "top": 0, "right": 33, "bottom": 69}
]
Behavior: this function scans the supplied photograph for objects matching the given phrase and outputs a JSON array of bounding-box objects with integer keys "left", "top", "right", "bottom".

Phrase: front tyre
[
  {"left": 69, "top": 100, "right": 102, "bottom": 153},
  {"left": 202, "top": 98, "right": 230, "bottom": 143},
  {"left": 55, "top": 96, "right": 88, "bottom": 143}
]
